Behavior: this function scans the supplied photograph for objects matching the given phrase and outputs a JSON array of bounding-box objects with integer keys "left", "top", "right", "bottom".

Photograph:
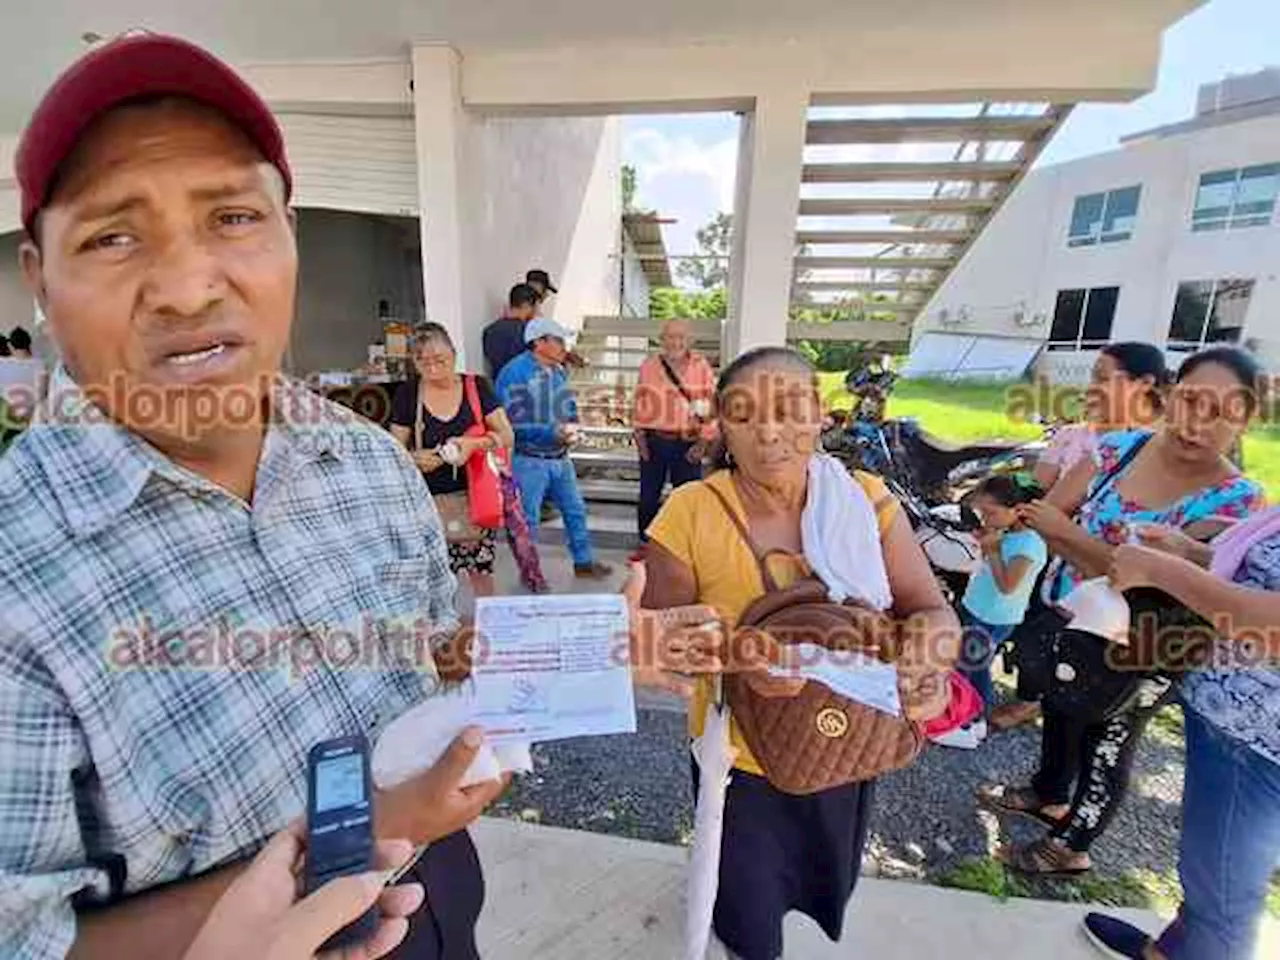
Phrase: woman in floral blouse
[
  {"left": 1082, "top": 505, "right": 1280, "bottom": 960},
  {"left": 978, "top": 346, "right": 1266, "bottom": 877}
]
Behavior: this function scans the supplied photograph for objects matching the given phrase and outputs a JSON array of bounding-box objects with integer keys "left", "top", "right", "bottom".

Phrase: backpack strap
[{"left": 704, "top": 481, "right": 794, "bottom": 594}]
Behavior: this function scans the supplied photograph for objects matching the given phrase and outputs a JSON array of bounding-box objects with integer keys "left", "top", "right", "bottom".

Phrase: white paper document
[
  {"left": 471, "top": 593, "right": 637, "bottom": 744},
  {"left": 768, "top": 642, "right": 902, "bottom": 717}
]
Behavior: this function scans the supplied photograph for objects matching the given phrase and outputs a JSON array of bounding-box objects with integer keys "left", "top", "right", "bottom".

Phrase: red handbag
[{"left": 462, "top": 375, "right": 504, "bottom": 529}]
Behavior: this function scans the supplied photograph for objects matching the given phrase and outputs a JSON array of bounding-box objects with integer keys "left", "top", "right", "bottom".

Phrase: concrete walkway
[
  {"left": 470, "top": 542, "right": 1277, "bottom": 958},
  {"left": 472, "top": 817, "right": 1161, "bottom": 959}
]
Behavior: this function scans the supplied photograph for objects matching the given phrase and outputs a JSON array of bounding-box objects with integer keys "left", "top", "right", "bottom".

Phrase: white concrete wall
[
  {"left": 620, "top": 233, "right": 652, "bottom": 318},
  {"left": 0, "top": 232, "right": 34, "bottom": 335},
  {"left": 463, "top": 114, "right": 622, "bottom": 342},
  {"left": 0, "top": 184, "right": 17, "bottom": 236},
  {"left": 922, "top": 111, "right": 1280, "bottom": 374},
  {"left": 289, "top": 209, "right": 420, "bottom": 375}
]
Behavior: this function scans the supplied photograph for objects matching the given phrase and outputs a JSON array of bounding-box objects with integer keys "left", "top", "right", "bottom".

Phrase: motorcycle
[
  {"left": 824, "top": 362, "right": 1047, "bottom": 601},
  {"left": 823, "top": 362, "right": 1044, "bottom": 507}
]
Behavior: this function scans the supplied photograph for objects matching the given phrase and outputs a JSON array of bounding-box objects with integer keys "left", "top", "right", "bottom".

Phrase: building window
[
  {"left": 1167, "top": 278, "right": 1254, "bottom": 351},
  {"left": 1047, "top": 286, "right": 1120, "bottom": 351},
  {"left": 1068, "top": 186, "right": 1141, "bottom": 246},
  {"left": 1191, "top": 163, "right": 1280, "bottom": 231}
]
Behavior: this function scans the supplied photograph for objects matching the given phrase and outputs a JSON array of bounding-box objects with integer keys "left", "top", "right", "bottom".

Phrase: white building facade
[
  {"left": 0, "top": 0, "right": 1201, "bottom": 376},
  {"left": 914, "top": 69, "right": 1280, "bottom": 383}
]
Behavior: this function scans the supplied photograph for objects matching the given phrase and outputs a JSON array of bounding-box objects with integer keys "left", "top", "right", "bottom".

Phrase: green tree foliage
[
  {"left": 676, "top": 211, "right": 732, "bottom": 290},
  {"left": 622, "top": 164, "right": 638, "bottom": 213},
  {"left": 649, "top": 286, "right": 728, "bottom": 321}
]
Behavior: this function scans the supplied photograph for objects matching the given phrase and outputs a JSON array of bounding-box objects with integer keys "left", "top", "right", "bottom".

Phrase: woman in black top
[{"left": 391, "top": 324, "right": 513, "bottom": 596}]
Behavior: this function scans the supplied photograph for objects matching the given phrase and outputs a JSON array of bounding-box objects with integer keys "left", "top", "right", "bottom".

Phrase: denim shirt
[
  {"left": 495, "top": 350, "right": 579, "bottom": 457},
  {"left": 1182, "top": 533, "right": 1280, "bottom": 767}
]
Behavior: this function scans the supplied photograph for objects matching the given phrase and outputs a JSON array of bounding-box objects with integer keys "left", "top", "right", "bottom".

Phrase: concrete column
[
  {"left": 725, "top": 87, "right": 809, "bottom": 359},
  {"left": 410, "top": 45, "right": 480, "bottom": 368}
]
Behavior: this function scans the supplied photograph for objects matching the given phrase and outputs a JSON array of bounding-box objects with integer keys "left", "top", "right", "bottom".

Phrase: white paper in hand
[
  {"left": 768, "top": 642, "right": 902, "bottom": 717},
  {"left": 371, "top": 693, "right": 533, "bottom": 791}
]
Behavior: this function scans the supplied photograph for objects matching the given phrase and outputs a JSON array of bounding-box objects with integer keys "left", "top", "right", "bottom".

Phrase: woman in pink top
[
  {"left": 1033, "top": 343, "right": 1168, "bottom": 493},
  {"left": 998, "top": 342, "right": 1169, "bottom": 731}
]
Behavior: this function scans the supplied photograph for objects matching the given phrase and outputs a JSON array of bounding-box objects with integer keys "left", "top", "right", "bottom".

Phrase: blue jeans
[
  {"left": 958, "top": 606, "right": 1015, "bottom": 713},
  {"left": 511, "top": 454, "right": 593, "bottom": 567},
  {"left": 1156, "top": 709, "right": 1280, "bottom": 960}
]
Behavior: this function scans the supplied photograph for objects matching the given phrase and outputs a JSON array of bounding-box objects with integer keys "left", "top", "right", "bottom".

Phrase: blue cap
[{"left": 524, "top": 317, "right": 574, "bottom": 345}]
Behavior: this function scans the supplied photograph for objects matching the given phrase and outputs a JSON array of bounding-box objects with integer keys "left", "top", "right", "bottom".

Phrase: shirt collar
[{"left": 33, "top": 367, "right": 349, "bottom": 537}]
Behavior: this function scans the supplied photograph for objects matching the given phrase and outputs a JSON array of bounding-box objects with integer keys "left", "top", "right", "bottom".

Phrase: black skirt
[
  {"left": 693, "top": 764, "right": 875, "bottom": 960},
  {"left": 387, "top": 828, "right": 485, "bottom": 960}
]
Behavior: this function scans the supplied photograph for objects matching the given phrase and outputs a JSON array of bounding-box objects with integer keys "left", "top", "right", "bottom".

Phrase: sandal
[
  {"left": 975, "top": 784, "right": 1066, "bottom": 830},
  {"left": 997, "top": 837, "right": 1091, "bottom": 878}
]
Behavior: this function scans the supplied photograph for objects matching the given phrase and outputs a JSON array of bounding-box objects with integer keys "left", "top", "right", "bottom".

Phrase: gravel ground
[{"left": 488, "top": 703, "right": 1188, "bottom": 907}]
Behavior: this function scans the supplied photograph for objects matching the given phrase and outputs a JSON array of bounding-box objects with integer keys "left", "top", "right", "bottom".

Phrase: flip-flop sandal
[
  {"left": 998, "top": 838, "right": 1091, "bottom": 879},
  {"left": 975, "top": 784, "right": 1065, "bottom": 830}
]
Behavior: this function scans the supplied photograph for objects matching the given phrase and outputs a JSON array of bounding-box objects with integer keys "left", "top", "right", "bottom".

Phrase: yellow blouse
[{"left": 646, "top": 468, "right": 898, "bottom": 775}]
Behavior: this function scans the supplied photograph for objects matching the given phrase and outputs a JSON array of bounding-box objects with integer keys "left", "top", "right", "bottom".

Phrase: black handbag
[{"left": 1005, "top": 435, "right": 1151, "bottom": 709}]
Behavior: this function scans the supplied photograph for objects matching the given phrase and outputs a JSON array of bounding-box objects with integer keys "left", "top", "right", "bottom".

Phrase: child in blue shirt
[{"left": 959, "top": 474, "right": 1049, "bottom": 729}]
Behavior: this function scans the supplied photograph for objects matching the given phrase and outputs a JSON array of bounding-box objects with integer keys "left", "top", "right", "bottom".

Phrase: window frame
[
  {"left": 1167, "top": 278, "right": 1255, "bottom": 352},
  {"left": 1067, "top": 185, "right": 1142, "bottom": 247},
  {"left": 1191, "top": 163, "right": 1280, "bottom": 233},
  {"left": 1046, "top": 285, "right": 1121, "bottom": 351}
]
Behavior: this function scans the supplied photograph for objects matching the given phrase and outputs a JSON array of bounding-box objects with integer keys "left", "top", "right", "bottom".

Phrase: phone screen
[{"left": 315, "top": 753, "right": 366, "bottom": 813}]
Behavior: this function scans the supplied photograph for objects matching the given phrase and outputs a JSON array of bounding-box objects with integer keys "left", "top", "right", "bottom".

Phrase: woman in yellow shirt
[{"left": 643, "top": 346, "right": 958, "bottom": 960}]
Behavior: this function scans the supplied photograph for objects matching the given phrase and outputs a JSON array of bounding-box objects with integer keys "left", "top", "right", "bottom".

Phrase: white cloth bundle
[{"left": 800, "top": 453, "right": 893, "bottom": 611}]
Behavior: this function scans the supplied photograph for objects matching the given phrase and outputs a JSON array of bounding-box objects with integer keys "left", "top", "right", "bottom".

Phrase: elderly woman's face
[
  {"left": 1164, "top": 361, "right": 1253, "bottom": 464},
  {"left": 21, "top": 98, "right": 296, "bottom": 445},
  {"left": 414, "top": 338, "right": 456, "bottom": 380},
  {"left": 719, "top": 365, "right": 822, "bottom": 480}
]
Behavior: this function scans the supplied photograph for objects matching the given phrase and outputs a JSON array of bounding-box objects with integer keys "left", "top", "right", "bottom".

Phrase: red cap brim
[{"left": 16, "top": 33, "right": 292, "bottom": 235}]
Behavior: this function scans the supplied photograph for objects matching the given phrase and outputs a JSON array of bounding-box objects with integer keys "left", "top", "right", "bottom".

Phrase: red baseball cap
[{"left": 15, "top": 32, "right": 292, "bottom": 236}]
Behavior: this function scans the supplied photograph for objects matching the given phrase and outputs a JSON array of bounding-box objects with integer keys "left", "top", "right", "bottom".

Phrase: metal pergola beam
[
  {"left": 798, "top": 197, "right": 995, "bottom": 216},
  {"left": 790, "top": 298, "right": 918, "bottom": 313},
  {"left": 795, "top": 256, "right": 954, "bottom": 271},
  {"left": 795, "top": 229, "right": 970, "bottom": 245},
  {"left": 802, "top": 161, "right": 1022, "bottom": 183},
  {"left": 794, "top": 280, "right": 937, "bottom": 294},
  {"left": 804, "top": 115, "right": 1056, "bottom": 144}
]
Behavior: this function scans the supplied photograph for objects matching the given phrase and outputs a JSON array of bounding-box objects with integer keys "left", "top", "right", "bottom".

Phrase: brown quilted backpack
[{"left": 707, "top": 485, "right": 924, "bottom": 795}]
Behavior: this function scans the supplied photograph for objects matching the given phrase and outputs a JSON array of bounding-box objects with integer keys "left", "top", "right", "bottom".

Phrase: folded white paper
[
  {"left": 768, "top": 642, "right": 902, "bottom": 717},
  {"left": 371, "top": 693, "right": 534, "bottom": 790}
]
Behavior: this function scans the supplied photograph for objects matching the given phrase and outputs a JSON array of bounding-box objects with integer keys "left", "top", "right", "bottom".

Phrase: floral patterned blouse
[
  {"left": 1040, "top": 423, "right": 1099, "bottom": 477},
  {"left": 1049, "top": 430, "right": 1265, "bottom": 602},
  {"left": 1182, "top": 533, "right": 1280, "bottom": 766}
]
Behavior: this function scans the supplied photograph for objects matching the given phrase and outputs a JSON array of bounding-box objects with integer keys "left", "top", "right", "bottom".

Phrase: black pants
[
  {"left": 387, "top": 829, "right": 484, "bottom": 960},
  {"left": 637, "top": 431, "right": 703, "bottom": 539},
  {"left": 1031, "top": 679, "right": 1174, "bottom": 853},
  {"left": 693, "top": 763, "right": 874, "bottom": 960}
]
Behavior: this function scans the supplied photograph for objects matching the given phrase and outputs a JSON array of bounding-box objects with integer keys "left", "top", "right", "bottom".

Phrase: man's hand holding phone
[{"left": 377, "top": 726, "right": 508, "bottom": 847}]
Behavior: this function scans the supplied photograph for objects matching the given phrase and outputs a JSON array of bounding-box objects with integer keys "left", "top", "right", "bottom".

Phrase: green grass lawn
[{"left": 818, "top": 374, "right": 1280, "bottom": 500}]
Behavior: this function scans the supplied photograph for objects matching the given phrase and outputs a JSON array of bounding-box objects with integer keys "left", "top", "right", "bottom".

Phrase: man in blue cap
[{"left": 496, "top": 318, "right": 611, "bottom": 579}]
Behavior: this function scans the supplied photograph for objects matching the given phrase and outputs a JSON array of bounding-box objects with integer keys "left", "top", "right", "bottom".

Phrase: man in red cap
[
  {"left": 0, "top": 33, "right": 505, "bottom": 960},
  {"left": 0, "top": 33, "right": 720, "bottom": 960}
]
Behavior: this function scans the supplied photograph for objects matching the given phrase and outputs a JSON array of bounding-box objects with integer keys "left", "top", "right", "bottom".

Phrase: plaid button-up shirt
[{"left": 0, "top": 368, "right": 457, "bottom": 958}]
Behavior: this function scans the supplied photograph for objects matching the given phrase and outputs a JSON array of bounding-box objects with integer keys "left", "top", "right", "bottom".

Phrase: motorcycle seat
[{"left": 913, "top": 429, "right": 1024, "bottom": 456}]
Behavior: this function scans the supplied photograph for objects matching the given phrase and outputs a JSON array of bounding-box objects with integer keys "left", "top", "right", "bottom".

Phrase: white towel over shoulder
[{"left": 801, "top": 454, "right": 893, "bottom": 611}]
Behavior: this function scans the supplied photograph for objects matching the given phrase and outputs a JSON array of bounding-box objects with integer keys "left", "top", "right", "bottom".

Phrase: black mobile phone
[{"left": 304, "top": 734, "right": 378, "bottom": 950}]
